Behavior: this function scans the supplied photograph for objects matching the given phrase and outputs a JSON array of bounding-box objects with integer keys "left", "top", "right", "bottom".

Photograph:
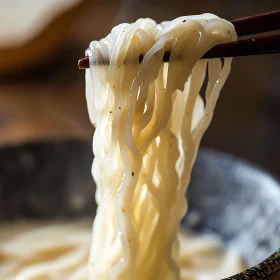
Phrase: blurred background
[{"left": 0, "top": 0, "right": 279, "bottom": 219}]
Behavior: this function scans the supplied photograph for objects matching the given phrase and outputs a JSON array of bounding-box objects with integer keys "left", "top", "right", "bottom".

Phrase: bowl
[
  {"left": 183, "top": 149, "right": 280, "bottom": 279},
  {"left": 0, "top": 141, "right": 279, "bottom": 279}
]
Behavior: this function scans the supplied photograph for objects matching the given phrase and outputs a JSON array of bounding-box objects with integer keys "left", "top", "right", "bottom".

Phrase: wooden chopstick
[
  {"left": 232, "top": 10, "right": 280, "bottom": 36},
  {"left": 78, "top": 10, "right": 280, "bottom": 69},
  {"left": 203, "top": 34, "right": 280, "bottom": 58}
]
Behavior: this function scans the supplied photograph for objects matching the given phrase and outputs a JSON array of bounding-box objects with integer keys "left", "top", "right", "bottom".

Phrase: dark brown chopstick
[
  {"left": 232, "top": 10, "right": 280, "bottom": 36},
  {"left": 203, "top": 34, "right": 280, "bottom": 58},
  {"left": 78, "top": 10, "right": 280, "bottom": 69}
]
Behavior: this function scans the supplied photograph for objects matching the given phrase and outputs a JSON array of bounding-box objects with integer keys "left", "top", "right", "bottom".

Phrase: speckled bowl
[
  {"left": 183, "top": 149, "right": 280, "bottom": 280},
  {"left": 0, "top": 141, "right": 279, "bottom": 279}
]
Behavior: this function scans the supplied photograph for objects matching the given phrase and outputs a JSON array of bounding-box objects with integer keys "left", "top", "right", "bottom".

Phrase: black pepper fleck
[
  {"left": 132, "top": 172, "right": 134, "bottom": 176},
  {"left": 139, "top": 53, "right": 144, "bottom": 63}
]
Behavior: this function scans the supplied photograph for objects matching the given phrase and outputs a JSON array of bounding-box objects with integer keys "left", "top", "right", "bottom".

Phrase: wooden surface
[{"left": 0, "top": 49, "right": 93, "bottom": 145}]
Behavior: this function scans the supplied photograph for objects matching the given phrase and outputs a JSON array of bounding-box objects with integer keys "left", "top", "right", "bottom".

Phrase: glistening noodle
[{"left": 86, "top": 14, "right": 243, "bottom": 280}]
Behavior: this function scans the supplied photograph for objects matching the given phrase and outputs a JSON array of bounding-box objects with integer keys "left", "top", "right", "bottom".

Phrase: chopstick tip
[{"left": 78, "top": 57, "right": 89, "bottom": 69}]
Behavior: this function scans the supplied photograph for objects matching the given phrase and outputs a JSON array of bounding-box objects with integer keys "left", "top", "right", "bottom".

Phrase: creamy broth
[{"left": 0, "top": 221, "right": 245, "bottom": 280}]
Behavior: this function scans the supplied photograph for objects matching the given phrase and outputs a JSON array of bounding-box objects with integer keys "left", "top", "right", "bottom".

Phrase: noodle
[
  {"left": 0, "top": 220, "right": 91, "bottom": 280},
  {"left": 85, "top": 14, "right": 238, "bottom": 280}
]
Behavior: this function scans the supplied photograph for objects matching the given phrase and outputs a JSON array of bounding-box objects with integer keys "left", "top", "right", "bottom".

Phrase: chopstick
[
  {"left": 78, "top": 10, "right": 280, "bottom": 69},
  {"left": 203, "top": 34, "right": 280, "bottom": 58},
  {"left": 231, "top": 10, "right": 280, "bottom": 36}
]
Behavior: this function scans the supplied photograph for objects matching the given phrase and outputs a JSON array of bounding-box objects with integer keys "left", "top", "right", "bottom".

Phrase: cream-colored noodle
[
  {"left": 0, "top": 220, "right": 91, "bottom": 280},
  {"left": 85, "top": 14, "right": 238, "bottom": 280}
]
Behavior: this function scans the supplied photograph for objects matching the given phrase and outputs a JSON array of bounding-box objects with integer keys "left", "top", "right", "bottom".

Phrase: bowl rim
[
  {"left": 200, "top": 148, "right": 280, "bottom": 188},
  {"left": 222, "top": 249, "right": 280, "bottom": 279}
]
